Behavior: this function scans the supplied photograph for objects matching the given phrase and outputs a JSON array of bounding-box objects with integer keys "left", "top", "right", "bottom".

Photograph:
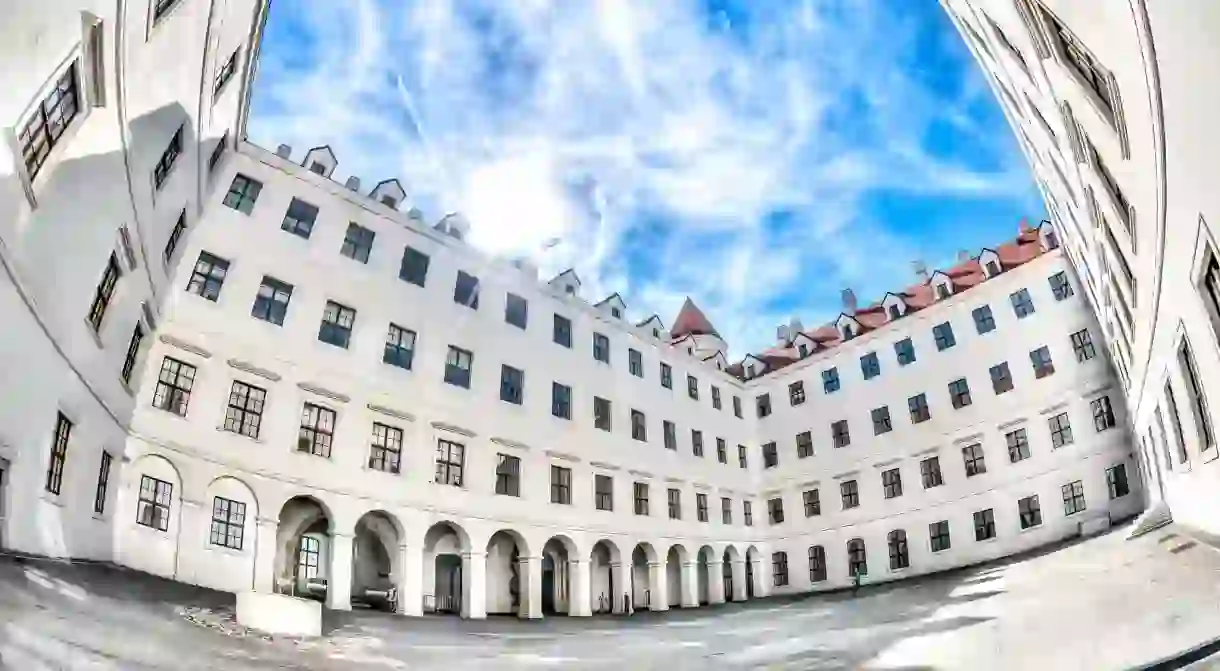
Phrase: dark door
[
  {"left": 723, "top": 561, "right": 733, "bottom": 602},
  {"left": 541, "top": 556, "right": 556, "bottom": 614},
  {"left": 745, "top": 560, "right": 754, "bottom": 599}
]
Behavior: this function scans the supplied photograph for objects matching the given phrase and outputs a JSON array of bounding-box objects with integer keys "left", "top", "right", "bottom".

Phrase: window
[
  {"left": 738, "top": 444, "right": 748, "bottom": 469},
  {"left": 1166, "top": 384, "right": 1189, "bottom": 463},
  {"left": 663, "top": 420, "right": 677, "bottom": 450},
  {"left": 847, "top": 539, "right": 867, "bottom": 577},
  {"left": 887, "top": 530, "right": 909, "bottom": 570},
  {"left": 871, "top": 406, "right": 892, "bottom": 435},
  {"left": 1010, "top": 288, "right": 1035, "bottom": 318},
  {"left": 340, "top": 223, "right": 375, "bottom": 263},
  {"left": 722, "top": 497, "right": 733, "bottom": 524},
  {"left": 87, "top": 254, "right": 121, "bottom": 331},
  {"left": 136, "top": 475, "right": 172, "bottom": 531},
  {"left": 808, "top": 546, "right": 827, "bottom": 582},
  {"left": 628, "top": 349, "right": 643, "bottom": 377},
  {"left": 908, "top": 393, "right": 930, "bottom": 423},
  {"left": 594, "top": 397, "right": 612, "bottom": 431},
  {"left": 822, "top": 367, "right": 840, "bottom": 393},
  {"left": 990, "top": 362, "right": 1014, "bottom": 394},
  {"left": 801, "top": 488, "right": 821, "bottom": 517},
  {"left": 756, "top": 393, "right": 771, "bottom": 418},
  {"left": 213, "top": 48, "right": 239, "bottom": 95},
  {"left": 712, "top": 386, "right": 722, "bottom": 409},
  {"left": 318, "top": 301, "right": 355, "bottom": 349},
  {"left": 251, "top": 276, "right": 292, "bottom": 326},
  {"left": 682, "top": 430, "right": 700, "bottom": 458},
  {"left": 1018, "top": 495, "right": 1042, "bottom": 529},
  {"left": 935, "top": 283, "right": 951, "bottom": 300},
  {"left": 948, "top": 378, "right": 972, "bottom": 409},
  {"left": 972, "top": 305, "right": 996, "bottom": 334},
  {"left": 634, "top": 482, "right": 650, "bottom": 515},
  {"left": 453, "top": 271, "right": 480, "bottom": 309},
  {"left": 553, "top": 314, "right": 572, "bottom": 348},
  {"left": 592, "top": 333, "right": 610, "bottom": 364},
  {"left": 298, "top": 536, "right": 321, "bottom": 580},
  {"left": 767, "top": 497, "right": 784, "bottom": 525},
  {"left": 1062, "top": 480, "right": 1087, "bottom": 515},
  {"left": 930, "top": 520, "right": 951, "bottom": 552},
  {"left": 668, "top": 488, "right": 682, "bottom": 519},
  {"left": 120, "top": 324, "right": 145, "bottom": 384},
  {"left": 505, "top": 293, "right": 528, "bottom": 329},
  {"left": 1006, "top": 428, "right": 1031, "bottom": 462},
  {"left": 882, "top": 468, "right": 903, "bottom": 499},
  {"left": 281, "top": 198, "right": 319, "bottom": 239},
  {"left": 152, "top": 124, "right": 184, "bottom": 190},
  {"left": 962, "top": 443, "right": 987, "bottom": 476},
  {"left": 860, "top": 352, "right": 881, "bottom": 380},
  {"left": 1106, "top": 463, "right": 1130, "bottom": 499},
  {"left": 18, "top": 62, "right": 80, "bottom": 179},
  {"left": 369, "top": 422, "right": 403, "bottom": 474},
  {"left": 743, "top": 500, "right": 753, "bottom": 526},
  {"left": 551, "top": 382, "right": 572, "bottom": 420},
  {"left": 152, "top": 357, "right": 195, "bottom": 415},
  {"left": 209, "top": 497, "right": 246, "bottom": 550},
  {"left": 223, "top": 381, "right": 266, "bottom": 439},
  {"left": 550, "top": 466, "right": 572, "bottom": 504},
  {"left": 894, "top": 338, "right": 916, "bottom": 365},
  {"left": 1043, "top": 9, "right": 1117, "bottom": 120},
  {"left": 186, "top": 251, "right": 229, "bottom": 301},
  {"left": 444, "top": 346, "right": 473, "bottom": 388},
  {"left": 1178, "top": 341, "right": 1215, "bottom": 451},
  {"left": 497, "top": 365, "right": 524, "bottom": 405},
  {"left": 840, "top": 479, "right": 859, "bottom": 509},
  {"left": 384, "top": 324, "right": 416, "bottom": 370},
  {"left": 297, "top": 403, "right": 336, "bottom": 457},
  {"left": 796, "top": 430, "right": 814, "bottom": 459},
  {"left": 93, "top": 451, "right": 113, "bottom": 514},
  {"left": 1071, "top": 329, "right": 1096, "bottom": 362},
  {"left": 164, "top": 210, "right": 187, "bottom": 264},
  {"left": 986, "top": 260, "right": 1001, "bottom": 276},
  {"left": 827, "top": 419, "right": 849, "bottom": 448},
  {"left": 1087, "top": 397, "right": 1116, "bottom": 435},
  {"left": 631, "top": 410, "right": 647, "bottom": 441},
  {"left": 733, "top": 396, "right": 743, "bottom": 418},
  {"left": 399, "top": 246, "right": 430, "bottom": 287},
  {"left": 717, "top": 438, "right": 727, "bottom": 464},
  {"left": 1049, "top": 271, "right": 1074, "bottom": 300},
  {"left": 222, "top": 174, "right": 262, "bottom": 214},
  {"left": 209, "top": 134, "right": 228, "bottom": 173},
  {"left": 1030, "top": 346, "right": 1055, "bottom": 378},
  {"left": 490, "top": 454, "right": 521, "bottom": 497},
  {"left": 788, "top": 381, "right": 806, "bottom": 406},
  {"left": 45, "top": 412, "right": 71, "bottom": 495},
  {"left": 772, "top": 552, "right": 789, "bottom": 587},
  {"left": 1049, "top": 412, "right": 1074, "bottom": 448},
  {"left": 435, "top": 439, "right": 465, "bottom": 487},
  {"left": 933, "top": 322, "right": 956, "bottom": 351},
  {"left": 920, "top": 456, "right": 943, "bottom": 489},
  {"left": 697, "top": 493, "right": 709, "bottom": 522},
  {"left": 688, "top": 375, "right": 700, "bottom": 400},
  {"left": 762, "top": 442, "right": 778, "bottom": 468},
  {"left": 974, "top": 508, "right": 996, "bottom": 541}
]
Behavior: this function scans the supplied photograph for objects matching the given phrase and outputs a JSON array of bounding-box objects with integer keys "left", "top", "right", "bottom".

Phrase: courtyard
[{"left": 2, "top": 524, "right": 1220, "bottom": 670}]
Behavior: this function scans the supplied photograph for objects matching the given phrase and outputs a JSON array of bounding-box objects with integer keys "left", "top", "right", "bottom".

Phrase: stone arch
[
  {"left": 122, "top": 453, "right": 185, "bottom": 580},
  {"left": 273, "top": 495, "right": 334, "bottom": 601},
  {"left": 422, "top": 520, "right": 471, "bottom": 615},
  {"left": 485, "top": 528, "right": 530, "bottom": 616},
  {"left": 351, "top": 510, "right": 405, "bottom": 612},
  {"left": 589, "top": 539, "right": 623, "bottom": 614}
]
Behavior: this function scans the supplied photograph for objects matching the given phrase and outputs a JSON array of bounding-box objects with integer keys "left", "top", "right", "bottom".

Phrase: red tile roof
[{"left": 670, "top": 297, "right": 721, "bottom": 339}]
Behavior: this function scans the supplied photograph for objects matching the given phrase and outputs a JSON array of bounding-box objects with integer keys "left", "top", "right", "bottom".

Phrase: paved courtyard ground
[{"left": 3, "top": 524, "right": 1220, "bottom": 670}]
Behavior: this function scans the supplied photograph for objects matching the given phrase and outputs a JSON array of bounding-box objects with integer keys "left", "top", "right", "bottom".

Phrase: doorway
[{"left": 541, "top": 555, "right": 556, "bottom": 614}]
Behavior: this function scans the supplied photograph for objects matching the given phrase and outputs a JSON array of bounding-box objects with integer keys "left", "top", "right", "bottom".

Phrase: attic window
[
  {"left": 986, "top": 260, "right": 1001, "bottom": 276},
  {"left": 309, "top": 162, "right": 326, "bottom": 175},
  {"left": 687, "top": 347, "right": 693, "bottom": 355},
  {"left": 798, "top": 343, "right": 809, "bottom": 357},
  {"left": 936, "top": 283, "right": 951, "bottom": 300},
  {"left": 611, "top": 307, "right": 621, "bottom": 319},
  {"left": 565, "top": 285, "right": 575, "bottom": 295},
  {"left": 746, "top": 364, "right": 756, "bottom": 377},
  {"left": 381, "top": 195, "right": 397, "bottom": 208},
  {"left": 887, "top": 304, "right": 900, "bottom": 320},
  {"left": 652, "top": 328, "right": 659, "bottom": 338}
]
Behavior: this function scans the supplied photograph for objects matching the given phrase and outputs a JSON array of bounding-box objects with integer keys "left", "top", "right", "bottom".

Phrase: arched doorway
[
  {"left": 485, "top": 529, "right": 529, "bottom": 617},
  {"left": 631, "top": 542, "right": 660, "bottom": 611},
  {"left": 274, "top": 496, "right": 332, "bottom": 602},
  {"left": 542, "top": 536, "right": 576, "bottom": 615},
  {"left": 665, "top": 544, "right": 688, "bottom": 608},
  {"left": 351, "top": 511, "right": 402, "bottom": 612},
  {"left": 590, "top": 539, "right": 621, "bottom": 614},
  {"left": 723, "top": 546, "right": 740, "bottom": 601},
  {"left": 697, "top": 545, "right": 715, "bottom": 605},
  {"left": 746, "top": 545, "right": 761, "bottom": 599},
  {"left": 422, "top": 521, "right": 469, "bottom": 615}
]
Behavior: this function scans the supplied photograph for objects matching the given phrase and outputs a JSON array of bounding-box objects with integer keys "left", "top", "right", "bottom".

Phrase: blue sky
[{"left": 247, "top": 0, "right": 1044, "bottom": 357}]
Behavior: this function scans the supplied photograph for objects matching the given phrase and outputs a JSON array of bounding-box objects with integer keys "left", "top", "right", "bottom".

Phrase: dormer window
[
  {"left": 652, "top": 328, "right": 659, "bottom": 338},
  {"left": 798, "top": 343, "right": 809, "bottom": 357},
  {"left": 381, "top": 195, "right": 398, "bottom": 208},
  {"left": 841, "top": 326, "right": 853, "bottom": 340},
  {"left": 887, "top": 304, "right": 900, "bottom": 320},
  {"left": 611, "top": 307, "right": 621, "bottom": 319},
  {"left": 936, "top": 283, "right": 950, "bottom": 299},
  {"left": 986, "top": 260, "right": 1001, "bottom": 276},
  {"left": 309, "top": 162, "right": 326, "bottom": 175},
  {"left": 566, "top": 285, "right": 575, "bottom": 295}
]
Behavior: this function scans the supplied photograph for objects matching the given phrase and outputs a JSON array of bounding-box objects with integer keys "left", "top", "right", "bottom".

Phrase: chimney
[
  {"left": 1019, "top": 217, "right": 1034, "bottom": 233},
  {"left": 344, "top": 176, "right": 361, "bottom": 191},
  {"left": 275, "top": 144, "right": 292, "bottom": 160},
  {"left": 788, "top": 317, "right": 804, "bottom": 335},
  {"left": 776, "top": 324, "right": 790, "bottom": 346},
  {"left": 912, "top": 260, "right": 930, "bottom": 283},
  {"left": 841, "top": 288, "right": 857, "bottom": 314},
  {"left": 957, "top": 249, "right": 971, "bottom": 263}
]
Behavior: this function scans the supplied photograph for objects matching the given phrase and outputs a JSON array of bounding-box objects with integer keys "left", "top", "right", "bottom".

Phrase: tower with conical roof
[{"left": 669, "top": 297, "right": 727, "bottom": 361}]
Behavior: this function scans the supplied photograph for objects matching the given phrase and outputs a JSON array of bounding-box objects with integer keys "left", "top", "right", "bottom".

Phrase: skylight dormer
[
  {"left": 979, "top": 248, "right": 1003, "bottom": 278},
  {"left": 930, "top": 270, "right": 954, "bottom": 300},
  {"left": 881, "top": 292, "right": 908, "bottom": 321},
  {"left": 637, "top": 314, "right": 667, "bottom": 339},
  {"left": 302, "top": 145, "right": 337, "bottom": 178},
  {"left": 548, "top": 268, "right": 581, "bottom": 297},
  {"left": 595, "top": 293, "right": 627, "bottom": 320},
  {"left": 370, "top": 178, "right": 406, "bottom": 210}
]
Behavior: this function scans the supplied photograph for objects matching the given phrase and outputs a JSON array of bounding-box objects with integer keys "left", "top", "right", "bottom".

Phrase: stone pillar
[
  {"left": 751, "top": 556, "right": 769, "bottom": 598},
  {"left": 569, "top": 558, "right": 592, "bottom": 616},
  {"left": 648, "top": 561, "right": 668, "bottom": 611},
  {"left": 680, "top": 561, "right": 699, "bottom": 608},
  {"left": 253, "top": 518, "right": 278, "bottom": 593},
  {"left": 397, "top": 543, "right": 423, "bottom": 616},
  {"left": 326, "top": 533, "right": 353, "bottom": 610},
  {"left": 731, "top": 559, "right": 748, "bottom": 601},
  {"left": 610, "top": 561, "right": 629, "bottom": 614},
  {"left": 707, "top": 560, "right": 725, "bottom": 604},
  {"left": 461, "top": 551, "right": 487, "bottom": 619},
  {"left": 519, "top": 555, "right": 543, "bottom": 619}
]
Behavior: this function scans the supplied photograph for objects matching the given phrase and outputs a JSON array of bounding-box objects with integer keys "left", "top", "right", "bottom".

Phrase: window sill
[
  {"left": 41, "top": 491, "right": 64, "bottom": 507},
  {"left": 1018, "top": 523, "right": 1042, "bottom": 535},
  {"left": 204, "top": 543, "right": 248, "bottom": 558},
  {"left": 215, "top": 426, "right": 264, "bottom": 444},
  {"left": 975, "top": 536, "right": 998, "bottom": 545}
]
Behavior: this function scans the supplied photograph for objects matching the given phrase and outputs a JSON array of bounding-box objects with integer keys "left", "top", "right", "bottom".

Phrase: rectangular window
[
  {"left": 505, "top": 293, "right": 528, "bottom": 329},
  {"left": 974, "top": 508, "right": 996, "bottom": 541},
  {"left": 933, "top": 322, "right": 957, "bottom": 351},
  {"left": 722, "top": 497, "right": 733, "bottom": 524},
  {"left": 444, "top": 346, "right": 474, "bottom": 389},
  {"left": 186, "top": 251, "right": 229, "bottom": 301},
  {"left": 223, "top": 381, "right": 266, "bottom": 439},
  {"left": 399, "top": 246, "right": 430, "bottom": 287},
  {"left": 660, "top": 362, "right": 673, "bottom": 389},
  {"left": 1018, "top": 495, "right": 1042, "bottom": 529},
  {"left": 949, "top": 378, "right": 972, "bottom": 409},
  {"left": 972, "top": 305, "right": 996, "bottom": 334},
  {"left": 592, "top": 333, "right": 610, "bottom": 364},
  {"left": 663, "top": 420, "right": 677, "bottom": 450},
  {"left": 894, "top": 338, "right": 916, "bottom": 365},
  {"left": 1011, "top": 288, "right": 1036, "bottom": 318},
  {"left": 668, "top": 488, "right": 682, "bottom": 519},
  {"left": 738, "top": 444, "right": 748, "bottom": 469},
  {"left": 908, "top": 393, "right": 930, "bottom": 423},
  {"left": 990, "top": 362, "right": 1014, "bottom": 394},
  {"left": 743, "top": 500, "right": 753, "bottom": 526},
  {"left": 164, "top": 210, "right": 187, "bottom": 264},
  {"left": 631, "top": 409, "right": 646, "bottom": 441},
  {"left": 809, "top": 545, "right": 827, "bottom": 582},
  {"left": 318, "top": 300, "right": 355, "bottom": 349},
  {"left": 1106, "top": 463, "right": 1130, "bottom": 499},
  {"left": 888, "top": 531, "right": 909, "bottom": 570},
  {"left": 93, "top": 451, "right": 112, "bottom": 514},
  {"left": 209, "top": 496, "right": 246, "bottom": 550},
  {"left": 18, "top": 62, "right": 80, "bottom": 179},
  {"left": 1007, "top": 428, "right": 1031, "bottom": 462},
  {"left": 152, "top": 357, "right": 195, "bottom": 415},
  {"left": 136, "top": 475, "right": 172, "bottom": 531},
  {"left": 697, "top": 493, "right": 709, "bottom": 522},
  {"left": 756, "top": 393, "right": 771, "bottom": 418},
  {"left": 222, "top": 174, "right": 262, "bottom": 214},
  {"left": 717, "top": 438, "right": 727, "bottom": 464},
  {"left": 1178, "top": 340, "right": 1215, "bottom": 451},
  {"left": 500, "top": 365, "right": 524, "bottom": 405},
  {"left": 495, "top": 454, "right": 521, "bottom": 497},
  {"left": 963, "top": 443, "right": 987, "bottom": 476},
  {"left": 297, "top": 403, "right": 336, "bottom": 457},
  {"left": 789, "top": 381, "right": 806, "bottom": 406},
  {"left": 1049, "top": 412, "right": 1074, "bottom": 448},
  {"left": 1062, "top": 480, "right": 1087, "bottom": 515},
  {"left": 1166, "top": 384, "right": 1189, "bottom": 463},
  {"left": 712, "top": 386, "right": 722, "bottom": 409},
  {"left": 339, "top": 223, "right": 375, "bottom": 264},
  {"left": 384, "top": 324, "right": 416, "bottom": 370},
  {"left": 1071, "top": 328, "right": 1097, "bottom": 362},
  {"left": 594, "top": 397, "right": 612, "bottom": 431},
  {"left": 1030, "top": 346, "right": 1055, "bottom": 378},
  {"left": 871, "top": 406, "right": 892, "bottom": 435},
  {"left": 762, "top": 442, "right": 778, "bottom": 468},
  {"left": 435, "top": 439, "right": 465, "bottom": 487},
  {"left": 551, "top": 382, "right": 571, "bottom": 420},
  {"left": 45, "top": 412, "right": 71, "bottom": 495},
  {"left": 213, "top": 49, "right": 239, "bottom": 96},
  {"left": 251, "top": 276, "right": 292, "bottom": 326},
  {"left": 152, "top": 124, "right": 184, "bottom": 190},
  {"left": 796, "top": 430, "right": 814, "bottom": 458},
  {"left": 840, "top": 480, "right": 860, "bottom": 509},
  {"left": 691, "top": 429, "right": 704, "bottom": 457},
  {"left": 369, "top": 422, "right": 403, "bottom": 474},
  {"left": 550, "top": 466, "right": 572, "bottom": 504},
  {"left": 822, "top": 367, "right": 840, "bottom": 393},
  {"left": 281, "top": 198, "right": 319, "bottom": 239},
  {"left": 882, "top": 468, "right": 903, "bottom": 499},
  {"left": 860, "top": 352, "right": 881, "bottom": 379},
  {"left": 848, "top": 540, "right": 867, "bottom": 576},
  {"left": 930, "top": 520, "right": 951, "bottom": 552},
  {"left": 767, "top": 497, "right": 784, "bottom": 525},
  {"left": 686, "top": 375, "right": 700, "bottom": 401},
  {"left": 831, "top": 419, "right": 850, "bottom": 448},
  {"left": 453, "top": 271, "right": 480, "bottom": 309},
  {"left": 772, "top": 552, "right": 789, "bottom": 587},
  {"left": 921, "top": 456, "right": 943, "bottom": 488},
  {"left": 553, "top": 314, "right": 572, "bottom": 348},
  {"left": 120, "top": 324, "right": 145, "bottom": 384},
  {"left": 1049, "top": 271, "right": 1074, "bottom": 300},
  {"left": 298, "top": 537, "right": 321, "bottom": 580},
  {"left": 627, "top": 349, "right": 644, "bottom": 377},
  {"left": 634, "top": 482, "right": 650, "bottom": 516},
  {"left": 733, "top": 396, "right": 743, "bottom": 418},
  {"left": 87, "top": 254, "right": 121, "bottom": 331},
  {"left": 803, "top": 489, "right": 821, "bottom": 517}
]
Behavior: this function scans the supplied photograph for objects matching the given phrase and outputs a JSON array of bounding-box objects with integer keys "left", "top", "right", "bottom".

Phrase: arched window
[
  {"left": 808, "top": 545, "right": 826, "bottom": 582},
  {"left": 847, "top": 538, "right": 867, "bottom": 577},
  {"left": 888, "top": 530, "right": 909, "bottom": 570}
]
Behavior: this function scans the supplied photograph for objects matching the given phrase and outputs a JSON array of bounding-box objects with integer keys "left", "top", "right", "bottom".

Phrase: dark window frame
[
  {"left": 495, "top": 453, "right": 521, "bottom": 497},
  {"left": 340, "top": 223, "right": 375, "bottom": 264},
  {"left": 136, "top": 475, "right": 172, "bottom": 531},
  {"left": 297, "top": 402, "right": 336, "bottom": 458},
  {"left": 252, "top": 276, "right": 293, "bottom": 326},
  {"left": 318, "top": 300, "right": 356, "bottom": 349},
  {"left": 209, "top": 496, "right": 246, "bottom": 549},
  {"left": 435, "top": 439, "right": 465, "bottom": 487},
  {"left": 152, "top": 357, "right": 195, "bottom": 416},
  {"left": 920, "top": 456, "right": 943, "bottom": 488},
  {"left": 45, "top": 412, "right": 71, "bottom": 495},
  {"left": 369, "top": 422, "right": 403, "bottom": 474},
  {"left": 223, "top": 380, "right": 266, "bottom": 439}
]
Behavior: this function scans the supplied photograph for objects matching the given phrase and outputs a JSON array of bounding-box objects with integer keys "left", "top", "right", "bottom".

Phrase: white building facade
[
  {"left": 940, "top": 0, "right": 1220, "bottom": 538},
  {"left": 0, "top": 0, "right": 1141, "bottom": 621}
]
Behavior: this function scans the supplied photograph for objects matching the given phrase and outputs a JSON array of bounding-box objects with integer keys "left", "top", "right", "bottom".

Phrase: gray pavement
[{"left": 3, "top": 524, "right": 1220, "bottom": 670}]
